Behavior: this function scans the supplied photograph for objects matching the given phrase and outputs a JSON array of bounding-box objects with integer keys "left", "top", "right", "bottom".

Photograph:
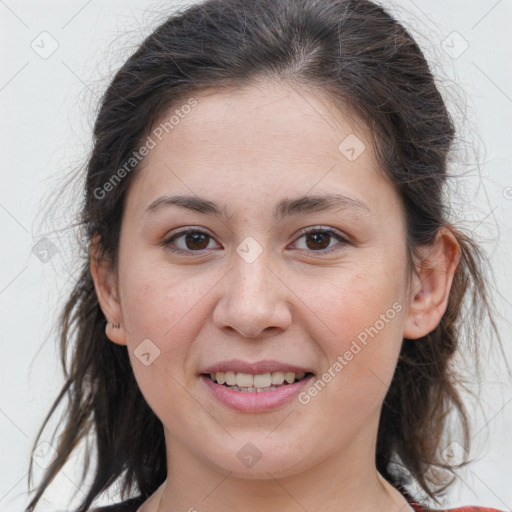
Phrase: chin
[{"left": 201, "top": 438, "right": 313, "bottom": 479}]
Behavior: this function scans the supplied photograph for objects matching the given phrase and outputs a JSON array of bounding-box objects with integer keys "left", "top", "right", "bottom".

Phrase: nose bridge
[
  {"left": 231, "top": 242, "right": 273, "bottom": 306},
  {"left": 213, "top": 238, "right": 292, "bottom": 337}
]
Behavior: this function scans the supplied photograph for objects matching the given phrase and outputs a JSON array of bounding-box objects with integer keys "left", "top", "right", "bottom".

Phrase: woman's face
[{"left": 104, "top": 82, "right": 414, "bottom": 478}]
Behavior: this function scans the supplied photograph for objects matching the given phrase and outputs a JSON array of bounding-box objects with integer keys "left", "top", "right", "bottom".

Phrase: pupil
[
  {"left": 306, "top": 232, "right": 329, "bottom": 250},
  {"left": 186, "top": 232, "right": 208, "bottom": 250}
]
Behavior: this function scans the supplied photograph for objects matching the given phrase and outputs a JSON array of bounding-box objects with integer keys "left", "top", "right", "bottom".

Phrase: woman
[{"left": 26, "top": 0, "right": 506, "bottom": 511}]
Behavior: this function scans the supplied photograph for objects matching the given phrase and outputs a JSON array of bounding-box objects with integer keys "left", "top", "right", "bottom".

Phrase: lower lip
[{"left": 200, "top": 374, "right": 315, "bottom": 412}]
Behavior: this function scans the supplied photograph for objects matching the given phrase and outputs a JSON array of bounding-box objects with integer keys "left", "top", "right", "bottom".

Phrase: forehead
[
  {"left": 151, "top": 81, "right": 370, "bottom": 165},
  {"left": 124, "top": 81, "right": 396, "bottom": 220}
]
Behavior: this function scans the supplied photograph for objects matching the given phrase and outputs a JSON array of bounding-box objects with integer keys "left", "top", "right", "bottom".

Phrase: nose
[{"left": 212, "top": 249, "right": 292, "bottom": 339}]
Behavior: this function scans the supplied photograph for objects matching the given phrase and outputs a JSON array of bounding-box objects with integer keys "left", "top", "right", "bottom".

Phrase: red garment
[{"left": 409, "top": 497, "right": 504, "bottom": 512}]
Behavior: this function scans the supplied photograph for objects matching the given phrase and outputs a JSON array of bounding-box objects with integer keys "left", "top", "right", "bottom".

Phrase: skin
[{"left": 91, "top": 80, "right": 460, "bottom": 512}]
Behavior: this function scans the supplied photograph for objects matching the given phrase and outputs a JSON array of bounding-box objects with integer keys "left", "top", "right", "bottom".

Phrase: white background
[{"left": 1, "top": 1, "right": 511, "bottom": 511}]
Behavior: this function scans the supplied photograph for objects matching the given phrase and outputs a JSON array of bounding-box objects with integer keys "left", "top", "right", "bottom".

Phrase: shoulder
[
  {"left": 415, "top": 505, "right": 505, "bottom": 512},
  {"left": 409, "top": 498, "right": 505, "bottom": 512},
  {"left": 440, "top": 509, "right": 505, "bottom": 512},
  {"left": 88, "top": 496, "right": 146, "bottom": 512},
  {"left": 442, "top": 509, "right": 505, "bottom": 512},
  {"left": 400, "top": 486, "right": 506, "bottom": 512}
]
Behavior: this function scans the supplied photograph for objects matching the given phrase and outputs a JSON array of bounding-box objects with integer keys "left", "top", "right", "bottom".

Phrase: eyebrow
[{"left": 144, "top": 193, "right": 371, "bottom": 220}]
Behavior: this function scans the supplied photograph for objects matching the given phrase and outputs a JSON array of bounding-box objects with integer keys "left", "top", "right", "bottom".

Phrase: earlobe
[
  {"left": 89, "top": 237, "right": 127, "bottom": 346},
  {"left": 403, "top": 227, "right": 461, "bottom": 340},
  {"left": 105, "top": 319, "right": 127, "bottom": 346}
]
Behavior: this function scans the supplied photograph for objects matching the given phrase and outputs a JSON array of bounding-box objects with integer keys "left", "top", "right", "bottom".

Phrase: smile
[{"left": 200, "top": 372, "right": 315, "bottom": 412}]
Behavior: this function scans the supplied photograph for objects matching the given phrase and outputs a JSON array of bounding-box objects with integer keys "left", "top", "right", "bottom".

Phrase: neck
[
  {"left": 153, "top": 469, "right": 412, "bottom": 512},
  {"left": 147, "top": 426, "right": 414, "bottom": 512}
]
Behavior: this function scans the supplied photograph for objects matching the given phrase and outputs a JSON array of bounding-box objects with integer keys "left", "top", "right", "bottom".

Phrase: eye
[
  {"left": 162, "top": 228, "right": 220, "bottom": 254},
  {"left": 291, "top": 226, "right": 349, "bottom": 253},
  {"left": 161, "top": 226, "right": 349, "bottom": 255}
]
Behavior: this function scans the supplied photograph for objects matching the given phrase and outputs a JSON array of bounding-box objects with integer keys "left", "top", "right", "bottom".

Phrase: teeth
[
  {"left": 225, "top": 371, "right": 236, "bottom": 386},
  {"left": 226, "top": 385, "right": 282, "bottom": 392},
  {"left": 236, "top": 372, "right": 254, "bottom": 388},
  {"left": 253, "top": 373, "right": 272, "bottom": 388},
  {"left": 212, "top": 372, "right": 225, "bottom": 384},
  {"left": 271, "top": 372, "right": 285, "bottom": 385},
  {"left": 209, "top": 371, "right": 308, "bottom": 387},
  {"left": 284, "top": 372, "right": 295, "bottom": 384}
]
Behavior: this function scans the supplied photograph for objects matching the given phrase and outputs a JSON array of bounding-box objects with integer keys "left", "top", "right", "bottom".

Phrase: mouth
[
  {"left": 201, "top": 371, "right": 315, "bottom": 393},
  {"left": 200, "top": 370, "right": 315, "bottom": 412},
  {"left": 198, "top": 359, "right": 316, "bottom": 411}
]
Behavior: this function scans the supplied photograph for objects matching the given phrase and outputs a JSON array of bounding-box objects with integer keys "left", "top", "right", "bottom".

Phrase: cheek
[
  {"left": 117, "top": 259, "right": 212, "bottom": 425},
  {"left": 304, "top": 257, "right": 405, "bottom": 346},
  {"left": 117, "top": 254, "right": 222, "bottom": 400},
  {"left": 297, "top": 252, "right": 407, "bottom": 407},
  {"left": 119, "top": 252, "right": 210, "bottom": 338}
]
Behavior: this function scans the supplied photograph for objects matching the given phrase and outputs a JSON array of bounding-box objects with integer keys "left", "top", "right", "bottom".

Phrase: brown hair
[{"left": 26, "top": 0, "right": 504, "bottom": 510}]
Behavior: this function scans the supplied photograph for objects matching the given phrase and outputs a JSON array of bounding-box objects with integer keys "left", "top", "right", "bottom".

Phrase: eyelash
[{"left": 161, "top": 226, "right": 349, "bottom": 255}]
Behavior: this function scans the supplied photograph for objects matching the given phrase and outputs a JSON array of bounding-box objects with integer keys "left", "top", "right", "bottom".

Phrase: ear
[
  {"left": 403, "top": 227, "right": 461, "bottom": 340},
  {"left": 89, "top": 236, "right": 127, "bottom": 346}
]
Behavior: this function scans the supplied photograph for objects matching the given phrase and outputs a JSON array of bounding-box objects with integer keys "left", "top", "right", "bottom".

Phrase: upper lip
[{"left": 200, "top": 359, "right": 313, "bottom": 375}]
